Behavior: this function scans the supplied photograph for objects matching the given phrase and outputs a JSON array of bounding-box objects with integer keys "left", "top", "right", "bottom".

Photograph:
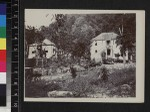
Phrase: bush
[
  {"left": 109, "top": 66, "right": 136, "bottom": 86},
  {"left": 100, "top": 66, "right": 109, "bottom": 82},
  {"left": 43, "top": 81, "right": 62, "bottom": 92},
  {"left": 67, "top": 76, "right": 94, "bottom": 97},
  {"left": 108, "top": 65, "right": 136, "bottom": 97},
  {"left": 103, "top": 58, "right": 114, "bottom": 64},
  {"left": 90, "top": 66, "right": 109, "bottom": 85},
  {"left": 114, "top": 59, "right": 123, "bottom": 63},
  {"left": 25, "top": 68, "right": 42, "bottom": 81},
  {"left": 70, "top": 66, "right": 77, "bottom": 79},
  {"left": 25, "top": 80, "right": 48, "bottom": 97},
  {"left": 25, "top": 80, "right": 61, "bottom": 97},
  {"left": 89, "top": 59, "right": 102, "bottom": 67}
]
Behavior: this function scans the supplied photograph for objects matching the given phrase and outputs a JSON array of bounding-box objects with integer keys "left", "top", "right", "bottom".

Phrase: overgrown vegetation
[
  {"left": 67, "top": 76, "right": 94, "bottom": 97},
  {"left": 25, "top": 64, "right": 136, "bottom": 98}
]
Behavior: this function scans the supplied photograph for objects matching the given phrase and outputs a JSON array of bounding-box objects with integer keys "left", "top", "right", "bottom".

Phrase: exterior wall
[
  {"left": 28, "top": 45, "right": 57, "bottom": 59},
  {"left": 90, "top": 39, "right": 128, "bottom": 63},
  {"left": 90, "top": 40, "right": 105, "bottom": 63},
  {"left": 28, "top": 46, "right": 37, "bottom": 59},
  {"left": 42, "top": 45, "right": 56, "bottom": 58}
]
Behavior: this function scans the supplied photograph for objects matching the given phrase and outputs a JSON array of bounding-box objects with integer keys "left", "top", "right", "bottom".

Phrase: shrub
[
  {"left": 103, "top": 58, "right": 114, "bottom": 64},
  {"left": 90, "top": 66, "right": 109, "bottom": 85},
  {"left": 89, "top": 59, "right": 102, "bottom": 67},
  {"left": 100, "top": 66, "right": 109, "bottom": 82},
  {"left": 43, "top": 81, "right": 62, "bottom": 92},
  {"left": 70, "top": 66, "right": 77, "bottom": 79},
  {"left": 67, "top": 76, "right": 94, "bottom": 97},
  {"left": 25, "top": 79, "right": 61, "bottom": 97},
  {"left": 109, "top": 66, "right": 136, "bottom": 86},
  {"left": 25, "top": 68, "right": 42, "bottom": 81},
  {"left": 108, "top": 65, "right": 136, "bottom": 97},
  {"left": 114, "top": 59, "right": 123, "bottom": 63},
  {"left": 89, "top": 59, "right": 96, "bottom": 67},
  {"left": 25, "top": 80, "right": 48, "bottom": 97}
]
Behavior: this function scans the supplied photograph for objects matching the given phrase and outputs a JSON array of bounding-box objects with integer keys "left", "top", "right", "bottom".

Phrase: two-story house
[{"left": 90, "top": 32, "right": 128, "bottom": 63}]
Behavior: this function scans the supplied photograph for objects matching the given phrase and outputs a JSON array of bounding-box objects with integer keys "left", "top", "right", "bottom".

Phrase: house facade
[
  {"left": 90, "top": 32, "right": 128, "bottom": 63},
  {"left": 28, "top": 39, "right": 57, "bottom": 59}
]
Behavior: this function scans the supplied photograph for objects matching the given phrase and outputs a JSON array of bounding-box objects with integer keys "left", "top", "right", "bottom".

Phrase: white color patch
[{"left": 0, "top": 72, "right": 6, "bottom": 84}]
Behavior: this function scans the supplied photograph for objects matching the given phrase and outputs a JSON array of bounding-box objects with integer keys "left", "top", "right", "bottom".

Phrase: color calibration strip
[
  {"left": 0, "top": 3, "right": 6, "bottom": 106},
  {"left": 11, "top": 0, "right": 19, "bottom": 111}
]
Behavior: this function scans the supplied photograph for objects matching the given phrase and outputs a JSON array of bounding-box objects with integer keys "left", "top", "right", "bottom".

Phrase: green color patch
[{"left": 0, "top": 27, "right": 6, "bottom": 38}]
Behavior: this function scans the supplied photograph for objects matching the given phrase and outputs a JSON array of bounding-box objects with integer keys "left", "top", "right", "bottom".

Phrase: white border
[{"left": 24, "top": 9, "right": 145, "bottom": 103}]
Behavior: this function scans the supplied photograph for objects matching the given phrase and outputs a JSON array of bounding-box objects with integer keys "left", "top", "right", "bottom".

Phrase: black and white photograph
[{"left": 24, "top": 10, "right": 144, "bottom": 102}]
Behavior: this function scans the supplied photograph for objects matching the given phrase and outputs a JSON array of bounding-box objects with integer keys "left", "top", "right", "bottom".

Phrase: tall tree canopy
[{"left": 25, "top": 14, "right": 136, "bottom": 61}]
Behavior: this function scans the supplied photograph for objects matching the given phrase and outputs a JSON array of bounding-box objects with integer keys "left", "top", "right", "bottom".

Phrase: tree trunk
[
  {"left": 123, "top": 53, "right": 126, "bottom": 66},
  {"left": 42, "top": 58, "right": 44, "bottom": 75}
]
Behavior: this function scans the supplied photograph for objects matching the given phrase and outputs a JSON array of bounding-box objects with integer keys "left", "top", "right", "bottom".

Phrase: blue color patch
[
  {"left": 0, "top": 15, "right": 6, "bottom": 27},
  {"left": 0, "top": 4, "right": 6, "bottom": 15}
]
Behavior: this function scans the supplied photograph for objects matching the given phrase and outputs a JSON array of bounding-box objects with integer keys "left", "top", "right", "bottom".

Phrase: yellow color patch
[{"left": 0, "top": 38, "right": 6, "bottom": 49}]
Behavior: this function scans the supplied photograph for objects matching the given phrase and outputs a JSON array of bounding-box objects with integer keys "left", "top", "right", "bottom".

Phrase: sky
[{"left": 25, "top": 9, "right": 55, "bottom": 28}]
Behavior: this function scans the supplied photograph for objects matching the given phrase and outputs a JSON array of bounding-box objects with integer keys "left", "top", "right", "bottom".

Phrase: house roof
[
  {"left": 42, "top": 39, "right": 55, "bottom": 45},
  {"left": 29, "top": 39, "right": 55, "bottom": 47},
  {"left": 92, "top": 32, "right": 118, "bottom": 42}
]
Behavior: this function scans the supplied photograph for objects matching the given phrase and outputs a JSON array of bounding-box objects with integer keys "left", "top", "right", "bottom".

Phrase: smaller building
[
  {"left": 90, "top": 32, "right": 128, "bottom": 63},
  {"left": 28, "top": 39, "right": 57, "bottom": 59}
]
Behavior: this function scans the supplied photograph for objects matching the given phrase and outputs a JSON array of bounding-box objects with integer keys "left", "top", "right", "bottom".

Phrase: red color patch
[{"left": 0, "top": 50, "right": 6, "bottom": 61}]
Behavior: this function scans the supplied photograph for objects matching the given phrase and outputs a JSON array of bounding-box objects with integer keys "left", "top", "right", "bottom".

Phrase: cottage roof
[
  {"left": 42, "top": 39, "right": 55, "bottom": 45},
  {"left": 29, "top": 43, "right": 38, "bottom": 47},
  {"left": 92, "top": 32, "right": 118, "bottom": 42},
  {"left": 29, "top": 39, "right": 55, "bottom": 47}
]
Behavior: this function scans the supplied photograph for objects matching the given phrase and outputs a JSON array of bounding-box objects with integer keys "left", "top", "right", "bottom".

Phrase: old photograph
[{"left": 24, "top": 10, "right": 144, "bottom": 102}]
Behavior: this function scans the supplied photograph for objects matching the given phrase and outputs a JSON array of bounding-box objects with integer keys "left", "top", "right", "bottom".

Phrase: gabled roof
[
  {"left": 92, "top": 32, "right": 118, "bottom": 42},
  {"left": 29, "top": 39, "right": 55, "bottom": 47},
  {"left": 42, "top": 38, "right": 55, "bottom": 45}
]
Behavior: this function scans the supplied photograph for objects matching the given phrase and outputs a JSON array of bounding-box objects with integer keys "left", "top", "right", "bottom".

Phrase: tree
[
  {"left": 115, "top": 14, "right": 136, "bottom": 65},
  {"left": 35, "top": 14, "right": 135, "bottom": 65},
  {"left": 71, "top": 15, "right": 95, "bottom": 60},
  {"left": 25, "top": 26, "right": 44, "bottom": 58}
]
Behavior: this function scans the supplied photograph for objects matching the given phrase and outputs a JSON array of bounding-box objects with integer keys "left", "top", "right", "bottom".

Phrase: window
[
  {"left": 95, "top": 42, "right": 97, "bottom": 46},
  {"left": 32, "top": 50, "right": 36, "bottom": 54},
  {"left": 107, "top": 49, "right": 111, "bottom": 55},
  {"left": 43, "top": 48, "right": 48, "bottom": 53},
  {"left": 95, "top": 50, "right": 97, "bottom": 53},
  {"left": 106, "top": 40, "right": 110, "bottom": 45}
]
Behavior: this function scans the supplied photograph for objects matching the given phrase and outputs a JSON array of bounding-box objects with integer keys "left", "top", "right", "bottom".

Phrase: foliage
[
  {"left": 25, "top": 79, "right": 61, "bottom": 97},
  {"left": 25, "top": 63, "right": 136, "bottom": 98},
  {"left": 67, "top": 76, "right": 94, "bottom": 97},
  {"left": 115, "top": 14, "right": 136, "bottom": 64},
  {"left": 70, "top": 66, "right": 77, "bottom": 79},
  {"left": 88, "top": 59, "right": 102, "bottom": 67},
  {"left": 25, "top": 26, "right": 44, "bottom": 58},
  {"left": 109, "top": 65, "right": 136, "bottom": 86},
  {"left": 103, "top": 58, "right": 114, "bottom": 64},
  {"left": 100, "top": 66, "right": 109, "bottom": 82},
  {"left": 25, "top": 14, "right": 136, "bottom": 63},
  {"left": 89, "top": 66, "right": 109, "bottom": 86}
]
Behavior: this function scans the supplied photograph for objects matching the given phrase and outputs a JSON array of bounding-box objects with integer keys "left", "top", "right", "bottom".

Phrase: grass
[
  {"left": 66, "top": 76, "right": 94, "bottom": 97},
  {"left": 25, "top": 63, "right": 136, "bottom": 98}
]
